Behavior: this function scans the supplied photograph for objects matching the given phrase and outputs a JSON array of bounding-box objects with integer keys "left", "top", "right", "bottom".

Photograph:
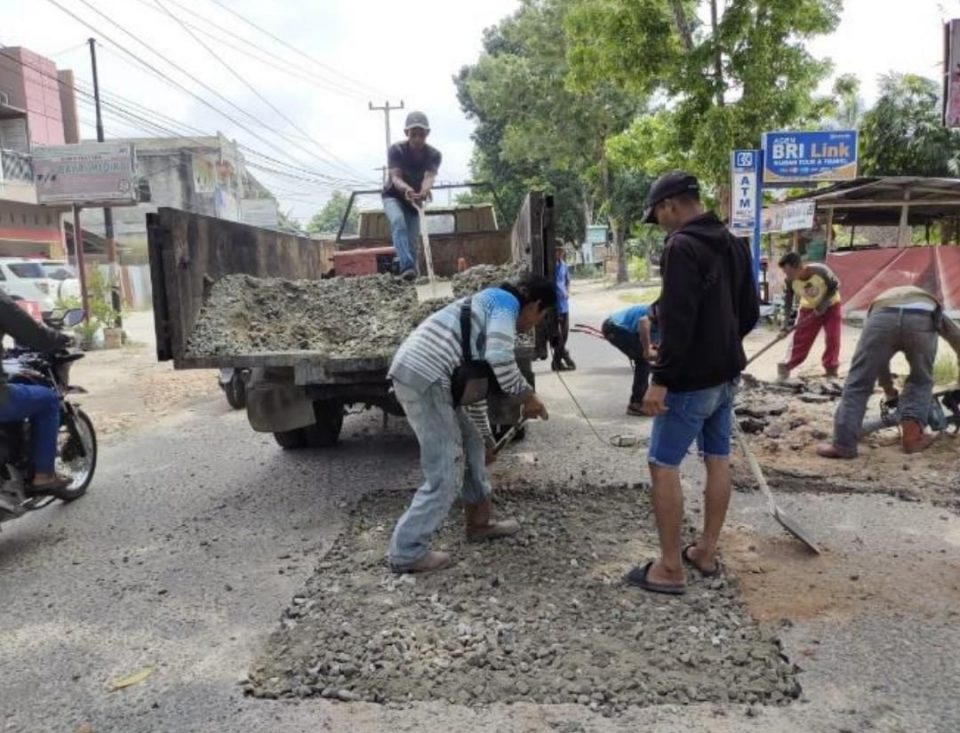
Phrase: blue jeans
[
  {"left": 389, "top": 379, "right": 491, "bottom": 567},
  {"left": 383, "top": 196, "right": 420, "bottom": 274},
  {"left": 0, "top": 384, "right": 60, "bottom": 473},
  {"left": 648, "top": 381, "right": 736, "bottom": 468}
]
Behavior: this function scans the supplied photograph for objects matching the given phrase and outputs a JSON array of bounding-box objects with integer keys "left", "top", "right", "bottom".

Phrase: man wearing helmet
[{"left": 382, "top": 111, "right": 442, "bottom": 282}]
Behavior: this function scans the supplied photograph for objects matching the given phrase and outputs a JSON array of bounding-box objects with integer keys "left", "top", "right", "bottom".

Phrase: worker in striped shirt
[{"left": 388, "top": 273, "right": 555, "bottom": 573}]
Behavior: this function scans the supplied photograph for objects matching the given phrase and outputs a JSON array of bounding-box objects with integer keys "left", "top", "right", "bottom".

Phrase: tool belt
[{"left": 451, "top": 297, "right": 502, "bottom": 407}]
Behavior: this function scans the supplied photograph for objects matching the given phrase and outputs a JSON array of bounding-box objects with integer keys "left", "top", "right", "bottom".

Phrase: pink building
[{"left": 0, "top": 46, "right": 77, "bottom": 146}]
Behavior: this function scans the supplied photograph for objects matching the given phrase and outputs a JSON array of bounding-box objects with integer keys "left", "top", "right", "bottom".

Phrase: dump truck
[{"left": 148, "top": 190, "right": 556, "bottom": 450}]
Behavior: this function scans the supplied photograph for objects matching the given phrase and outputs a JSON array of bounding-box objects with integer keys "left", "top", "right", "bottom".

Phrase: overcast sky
[{"left": 2, "top": 0, "right": 959, "bottom": 221}]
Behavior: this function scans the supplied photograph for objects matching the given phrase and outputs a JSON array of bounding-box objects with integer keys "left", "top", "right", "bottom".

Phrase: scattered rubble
[
  {"left": 733, "top": 377, "right": 960, "bottom": 509},
  {"left": 246, "top": 483, "right": 800, "bottom": 713},
  {"left": 451, "top": 263, "right": 525, "bottom": 298}
]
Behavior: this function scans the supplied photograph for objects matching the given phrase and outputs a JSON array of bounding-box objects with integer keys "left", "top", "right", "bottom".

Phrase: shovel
[
  {"left": 414, "top": 203, "right": 453, "bottom": 303},
  {"left": 733, "top": 422, "right": 821, "bottom": 553},
  {"left": 745, "top": 325, "right": 795, "bottom": 367},
  {"left": 493, "top": 417, "right": 528, "bottom": 455}
]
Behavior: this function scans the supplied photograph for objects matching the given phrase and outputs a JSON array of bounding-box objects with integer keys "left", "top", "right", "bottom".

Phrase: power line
[
  {"left": 205, "top": 0, "right": 395, "bottom": 100},
  {"left": 127, "top": 0, "right": 371, "bottom": 103},
  {"left": 44, "top": 0, "right": 367, "bottom": 186},
  {"left": 151, "top": 0, "right": 365, "bottom": 181}
]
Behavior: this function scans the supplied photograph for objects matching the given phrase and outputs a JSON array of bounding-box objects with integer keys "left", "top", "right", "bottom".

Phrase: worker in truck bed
[
  {"left": 776, "top": 252, "right": 842, "bottom": 380},
  {"left": 387, "top": 273, "right": 554, "bottom": 574},
  {"left": 382, "top": 110, "right": 442, "bottom": 282},
  {"left": 816, "top": 285, "right": 960, "bottom": 458}
]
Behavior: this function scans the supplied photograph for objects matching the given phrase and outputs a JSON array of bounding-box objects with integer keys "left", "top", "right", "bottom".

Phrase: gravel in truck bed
[
  {"left": 246, "top": 482, "right": 799, "bottom": 714},
  {"left": 186, "top": 264, "right": 527, "bottom": 360}
]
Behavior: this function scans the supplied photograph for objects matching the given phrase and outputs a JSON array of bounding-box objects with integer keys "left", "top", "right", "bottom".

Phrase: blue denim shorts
[{"left": 648, "top": 381, "right": 737, "bottom": 468}]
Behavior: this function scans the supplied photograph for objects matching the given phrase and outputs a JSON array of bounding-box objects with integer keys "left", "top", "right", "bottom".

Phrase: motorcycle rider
[{"left": 0, "top": 290, "right": 73, "bottom": 498}]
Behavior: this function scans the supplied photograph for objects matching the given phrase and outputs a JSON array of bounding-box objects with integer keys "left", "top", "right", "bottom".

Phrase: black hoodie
[{"left": 651, "top": 213, "right": 759, "bottom": 392}]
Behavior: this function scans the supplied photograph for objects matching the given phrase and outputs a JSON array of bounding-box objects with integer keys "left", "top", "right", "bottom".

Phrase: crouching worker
[
  {"left": 816, "top": 286, "right": 960, "bottom": 458},
  {"left": 387, "top": 273, "right": 555, "bottom": 573}
]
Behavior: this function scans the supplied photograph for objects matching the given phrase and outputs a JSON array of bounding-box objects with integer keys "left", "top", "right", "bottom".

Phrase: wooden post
[
  {"left": 72, "top": 204, "right": 90, "bottom": 324},
  {"left": 825, "top": 207, "right": 835, "bottom": 250},
  {"left": 897, "top": 190, "right": 911, "bottom": 246},
  {"left": 850, "top": 225, "right": 856, "bottom": 247}
]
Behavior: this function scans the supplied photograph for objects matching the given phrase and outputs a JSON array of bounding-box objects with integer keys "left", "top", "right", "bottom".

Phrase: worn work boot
[
  {"left": 824, "top": 366, "right": 840, "bottom": 378},
  {"left": 776, "top": 363, "right": 790, "bottom": 382},
  {"left": 465, "top": 499, "right": 520, "bottom": 542},
  {"left": 562, "top": 353, "right": 577, "bottom": 371},
  {"left": 626, "top": 402, "right": 646, "bottom": 417},
  {"left": 815, "top": 442, "right": 857, "bottom": 459},
  {"left": 394, "top": 550, "right": 451, "bottom": 574},
  {"left": 900, "top": 419, "right": 935, "bottom": 454}
]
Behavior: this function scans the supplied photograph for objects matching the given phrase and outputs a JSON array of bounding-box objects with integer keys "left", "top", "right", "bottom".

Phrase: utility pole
[
  {"left": 88, "top": 37, "right": 122, "bottom": 330},
  {"left": 368, "top": 100, "right": 404, "bottom": 166}
]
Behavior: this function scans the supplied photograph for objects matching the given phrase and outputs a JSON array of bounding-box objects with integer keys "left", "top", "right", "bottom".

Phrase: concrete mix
[{"left": 246, "top": 483, "right": 799, "bottom": 714}]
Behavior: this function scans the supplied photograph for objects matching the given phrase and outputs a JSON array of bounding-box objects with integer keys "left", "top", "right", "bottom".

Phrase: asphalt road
[{"left": 1, "top": 283, "right": 958, "bottom": 733}]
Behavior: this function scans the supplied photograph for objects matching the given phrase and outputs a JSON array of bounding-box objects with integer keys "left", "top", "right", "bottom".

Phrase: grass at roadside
[
  {"left": 934, "top": 352, "right": 958, "bottom": 385},
  {"left": 617, "top": 286, "right": 661, "bottom": 306}
]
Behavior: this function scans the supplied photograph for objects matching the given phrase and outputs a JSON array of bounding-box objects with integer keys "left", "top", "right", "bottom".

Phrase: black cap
[{"left": 642, "top": 171, "right": 700, "bottom": 224}]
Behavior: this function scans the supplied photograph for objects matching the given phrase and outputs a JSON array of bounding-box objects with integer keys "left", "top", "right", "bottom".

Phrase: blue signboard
[
  {"left": 730, "top": 149, "right": 763, "bottom": 289},
  {"left": 761, "top": 130, "right": 858, "bottom": 185}
]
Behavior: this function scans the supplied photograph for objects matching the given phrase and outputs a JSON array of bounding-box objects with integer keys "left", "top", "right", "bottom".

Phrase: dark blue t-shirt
[{"left": 383, "top": 141, "right": 442, "bottom": 203}]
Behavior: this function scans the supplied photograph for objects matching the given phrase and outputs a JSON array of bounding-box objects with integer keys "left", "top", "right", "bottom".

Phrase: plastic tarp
[{"left": 827, "top": 246, "right": 960, "bottom": 316}]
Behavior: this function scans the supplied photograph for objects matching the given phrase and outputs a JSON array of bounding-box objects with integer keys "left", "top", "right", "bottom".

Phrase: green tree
[
  {"left": 860, "top": 73, "right": 960, "bottom": 177},
  {"left": 277, "top": 209, "right": 302, "bottom": 234},
  {"left": 566, "top": 0, "right": 841, "bottom": 192},
  {"left": 307, "top": 190, "right": 358, "bottom": 236},
  {"left": 455, "top": 0, "right": 644, "bottom": 281}
]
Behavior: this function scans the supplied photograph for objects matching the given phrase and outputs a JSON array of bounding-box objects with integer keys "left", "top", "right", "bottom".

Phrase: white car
[
  {"left": 0, "top": 258, "right": 60, "bottom": 313},
  {"left": 38, "top": 260, "right": 82, "bottom": 302}
]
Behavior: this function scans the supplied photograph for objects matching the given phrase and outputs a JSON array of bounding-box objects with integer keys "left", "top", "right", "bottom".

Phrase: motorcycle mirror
[{"left": 62, "top": 309, "right": 86, "bottom": 328}]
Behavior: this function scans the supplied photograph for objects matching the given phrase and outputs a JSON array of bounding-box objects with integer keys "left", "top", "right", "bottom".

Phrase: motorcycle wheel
[
  {"left": 224, "top": 375, "right": 246, "bottom": 410},
  {"left": 53, "top": 408, "right": 97, "bottom": 501}
]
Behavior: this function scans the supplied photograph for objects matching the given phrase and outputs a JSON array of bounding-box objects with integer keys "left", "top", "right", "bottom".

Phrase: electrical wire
[
  {"left": 151, "top": 0, "right": 365, "bottom": 181},
  {"left": 127, "top": 0, "right": 371, "bottom": 103},
  {"left": 44, "top": 0, "right": 368, "bottom": 186},
  {"left": 205, "top": 0, "right": 395, "bottom": 100}
]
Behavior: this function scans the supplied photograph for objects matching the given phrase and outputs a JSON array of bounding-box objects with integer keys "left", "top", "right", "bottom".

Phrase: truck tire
[
  {"left": 304, "top": 400, "right": 344, "bottom": 448},
  {"left": 274, "top": 428, "right": 308, "bottom": 450},
  {"left": 224, "top": 375, "right": 246, "bottom": 410}
]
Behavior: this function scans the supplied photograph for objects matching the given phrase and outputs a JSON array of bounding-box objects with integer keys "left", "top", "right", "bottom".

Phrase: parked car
[
  {"left": 38, "top": 260, "right": 82, "bottom": 302},
  {"left": 0, "top": 258, "right": 59, "bottom": 314}
]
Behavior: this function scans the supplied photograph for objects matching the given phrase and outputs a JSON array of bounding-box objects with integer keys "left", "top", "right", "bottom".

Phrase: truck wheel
[
  {"left": 224, "top": 375, "right": 246, "bottom": 410},
  {"left": 305, "top": 400, "right": 344, "bottom": 448},
  {"left": 274, "top": 429, "right": 307, "bottom": 450}
]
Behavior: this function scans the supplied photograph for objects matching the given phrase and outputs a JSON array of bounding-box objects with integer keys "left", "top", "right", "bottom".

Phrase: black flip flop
[
  {"left": 624, "top": 561, "right": 686, "bottom": 595},
  {"left": 682, "top": 544, "right": 720, "bottom": 578}
]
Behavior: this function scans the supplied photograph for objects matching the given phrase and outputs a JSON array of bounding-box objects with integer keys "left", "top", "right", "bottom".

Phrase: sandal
[
  {"left": 624, "top": 561, "right": 686, "bottom": 595},
  {"left": 29, "top": 475, "right": 72, "bottom": 494},
  {"left": 682, "top": 544, "right": 720, "bottom": 577}
]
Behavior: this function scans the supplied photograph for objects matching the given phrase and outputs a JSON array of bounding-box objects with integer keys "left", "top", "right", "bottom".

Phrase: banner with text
[{"left": 761, "top": 130, "right": 858, "bottom": 185}]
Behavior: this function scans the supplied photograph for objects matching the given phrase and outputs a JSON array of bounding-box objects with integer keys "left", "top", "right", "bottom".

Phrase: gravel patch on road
[{"left": 247, "top": 483, "right": 799, "bottom": 714}]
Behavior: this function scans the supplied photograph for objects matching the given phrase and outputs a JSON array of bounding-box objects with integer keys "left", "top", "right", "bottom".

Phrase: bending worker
[
  {"left": 387, "top": 273, "right": 555, "bottom": 573},
  {"left": 382, "top": 111, "right": 441, "bottom": 282},
  {"left": 777, "top": 252, "right": 842, "bottom": 380},
  {"left": 602, "top": 302, "right": 660, "bottom": 416},
  {"left": 817, "top": 286, "right": 960, "bottom": 458}
]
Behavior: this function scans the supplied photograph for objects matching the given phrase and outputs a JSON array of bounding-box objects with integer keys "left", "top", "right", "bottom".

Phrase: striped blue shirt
[{"left": 389, "top": 287, "right": 533, "bottom": 435}]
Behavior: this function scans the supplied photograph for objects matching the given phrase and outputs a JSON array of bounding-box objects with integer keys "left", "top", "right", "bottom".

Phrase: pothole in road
[{"left": 246, "top": 483, "right": 800, "bottom": 714}]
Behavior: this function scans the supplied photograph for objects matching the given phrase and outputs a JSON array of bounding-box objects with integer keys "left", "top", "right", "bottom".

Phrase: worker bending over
[
  {"left": 777, "top": 253, "right": 842, "bottom": 380},
  {"left": 817, "top": 286, "right": 960, "bottom": 458},
  {"left": 387, "top": 274, "right": 554, "bottom": 573},
  {"left": 601, "top": 303, "right": 659, "bottom": 416}
]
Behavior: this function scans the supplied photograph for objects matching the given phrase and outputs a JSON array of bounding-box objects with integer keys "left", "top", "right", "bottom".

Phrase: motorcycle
[
  {"left": 218, "top": 368, "right": 248, "bottom": 410},
  {"left": 0, "top": 308, "right": 97, "bottom": 525}
]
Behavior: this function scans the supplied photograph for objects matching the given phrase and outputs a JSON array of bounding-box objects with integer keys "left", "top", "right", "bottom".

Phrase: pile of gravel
[
  {"left": 451, "top": 263, "right": 525, "bottom": 298},
  {"left": 186, "top": 274, "right": 448, "bottom": 360},
  {"left": 246, "top": 483, "right": 799, "bottom": 714}
]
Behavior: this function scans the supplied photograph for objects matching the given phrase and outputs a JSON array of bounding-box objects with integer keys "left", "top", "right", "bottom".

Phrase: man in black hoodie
[{"left": 625, "top": 172, "right": 759, "bottom": 596}]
